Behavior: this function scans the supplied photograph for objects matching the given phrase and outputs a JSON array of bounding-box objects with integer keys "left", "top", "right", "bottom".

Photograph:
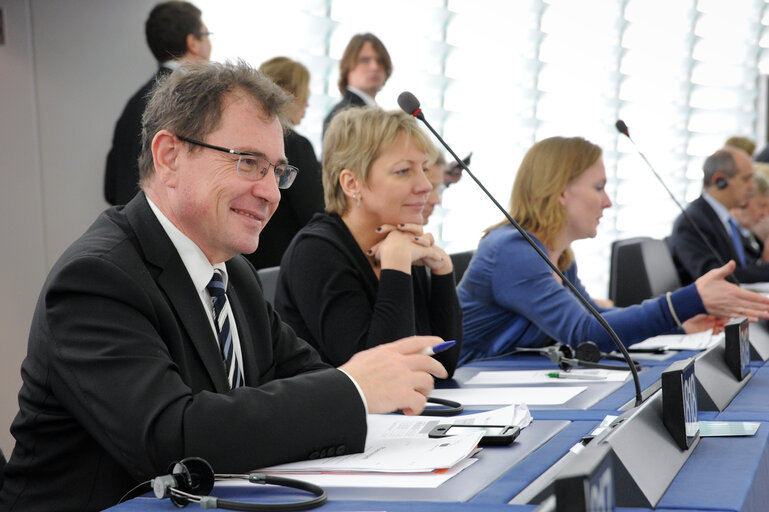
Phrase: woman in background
[
  {"left": 245, "top": 56, "right": 324, "bottom": 270},
  {"left": 458, "top": 136, "right": 769, "bottom": 365},
  {"left": 275, "top": 107, "right": 462, "bottom": 373}
]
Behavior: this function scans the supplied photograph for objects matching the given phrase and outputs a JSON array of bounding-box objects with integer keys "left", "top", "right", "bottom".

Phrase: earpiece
[
  {"left": 150, "top": 457, "right": 327, "bottom": 510},
  {"left": 715, "top": 177, "right": 728, "bottom": 189}
]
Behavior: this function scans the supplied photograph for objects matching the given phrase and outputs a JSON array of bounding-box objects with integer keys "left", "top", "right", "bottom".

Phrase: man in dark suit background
[
  {"left": 669, "top": 145, "right": 769, "bottom": 284},
  {"left": 103, "top": 1, "right": 211, "bottom": 206},
  {"left": 322, "top": 33, "right": 392, "bottom": 137},
  {"left": 0, "top": 60, "right": 447, "bottom": 512}
]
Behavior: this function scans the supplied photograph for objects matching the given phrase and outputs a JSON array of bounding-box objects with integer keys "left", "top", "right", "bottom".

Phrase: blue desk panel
[
  {"left": 656, "top": 422, "right": 769, "bottom": 512},
  {"left": 717, "top": 365, "right": 769, "bottom": 422}
]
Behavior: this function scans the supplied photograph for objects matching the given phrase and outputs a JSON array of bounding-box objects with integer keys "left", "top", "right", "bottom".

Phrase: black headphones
[
  {"left": 516, "top": 341, "right": 641, "bottom": 372},
  {"left": 151, "top": 457, "right": 327, "bottom": 510},
  {"left": 715, "top": 176, "right": 728, "bottom": 189}
]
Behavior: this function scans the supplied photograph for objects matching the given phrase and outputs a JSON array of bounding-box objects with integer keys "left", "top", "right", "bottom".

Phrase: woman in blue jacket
[{"left": 458, "top": 136, "right": 769, "bottom": 365}]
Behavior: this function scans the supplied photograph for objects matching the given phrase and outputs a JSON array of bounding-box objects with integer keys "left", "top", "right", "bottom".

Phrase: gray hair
[
  {"left": 138, "top": 59, "right": 289, "bottom": 185},
  {"left": 702, "top": 149, "right": 737, "bottom": 187}
]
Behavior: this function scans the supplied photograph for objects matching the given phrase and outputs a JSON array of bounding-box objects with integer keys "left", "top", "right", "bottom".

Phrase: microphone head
[
  {"left": 397, "top": 91, "right": 422, "bottom": 118},
  {"left": 615, "top": 120, "right": 629, "bottom": 137}
]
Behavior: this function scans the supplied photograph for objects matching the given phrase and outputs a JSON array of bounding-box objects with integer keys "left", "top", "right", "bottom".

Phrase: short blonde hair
[
  {"left": 753, "top": 167, "right": 769, "bottom": 196},
  {"left": 754, "top": 162, "right": 769, "bottom": 182},
  {"left": 322, "top": 107, "right": 432, "bottom": 214},
  {"left": 486, "top": 136, "right": 603, "bottom": 271},
  {"left": 258, "top": 56, "right": 310, "bottom": 105}
]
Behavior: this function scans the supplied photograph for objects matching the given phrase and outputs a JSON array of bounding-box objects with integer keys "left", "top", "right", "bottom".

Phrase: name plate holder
[
  {"left": 519, "top": 378, "right": 699, "bottom": 509},
  {"left": 553, "top": 442, "right": 615, "bottom": 512},
  {"left": 694, "top": 320, "right": 751, "bottom": 411},
  {"left": 661, "top": 358, "right": 700, "bottom": 451}
]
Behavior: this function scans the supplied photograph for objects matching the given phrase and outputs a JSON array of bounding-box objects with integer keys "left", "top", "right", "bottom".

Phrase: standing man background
[
  {"left": 103, "top": 1, "right": 211, "bottom": 206},
  {"left": 0, "top": 60, "right": 447, "bottom": 512},
  {"left": 322, "top": 33, "right": 392, "bottom": 137}
]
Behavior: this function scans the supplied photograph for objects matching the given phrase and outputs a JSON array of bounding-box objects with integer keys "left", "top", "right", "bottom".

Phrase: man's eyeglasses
[{"left": 178, "top": 136, "right": 297, "bottom": 189}]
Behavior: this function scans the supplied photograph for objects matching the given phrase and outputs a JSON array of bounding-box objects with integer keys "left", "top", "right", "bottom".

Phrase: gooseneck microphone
[
  {"left": 399, "top": 92, "right": 643, "bottom": 406},
  {"left": 614, "top": 120, "right": 738, "bottom": 285}
]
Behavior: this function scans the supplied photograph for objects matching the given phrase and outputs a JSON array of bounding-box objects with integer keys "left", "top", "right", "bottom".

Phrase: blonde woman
[
  {"left": 275, "top": 107, "right": 461, "bottom": 373},
  {"left": 458, "top": 136, "right": 769, "bottom": 365}
]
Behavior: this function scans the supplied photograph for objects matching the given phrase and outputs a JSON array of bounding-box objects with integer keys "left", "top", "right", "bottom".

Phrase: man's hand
[{"left": 339, "top": 336, "right": 449, "bottom": 415}]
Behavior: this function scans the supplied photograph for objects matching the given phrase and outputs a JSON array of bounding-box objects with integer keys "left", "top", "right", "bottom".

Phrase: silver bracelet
[{"left": 666, "top": 291, "right": 683, "bottom": 327}]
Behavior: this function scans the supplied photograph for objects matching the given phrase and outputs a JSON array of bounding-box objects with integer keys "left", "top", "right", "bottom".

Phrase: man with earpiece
[
  {"left": 669, "top": 145, "right": 769, "bottom": 284},
  {"left": 0, "top": 61, "right": 449, "bottom": 512}
]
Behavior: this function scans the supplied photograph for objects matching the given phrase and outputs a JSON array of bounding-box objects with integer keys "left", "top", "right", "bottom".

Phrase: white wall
[{"left": 0, "top": 0, "right": 156, "bottom": 458}]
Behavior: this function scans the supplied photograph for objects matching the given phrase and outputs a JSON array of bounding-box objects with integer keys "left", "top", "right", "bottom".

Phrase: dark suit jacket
[
  {"left": 669, "top": 195, "right": 769, "bottom": 284},
  {"left": 104, "top": 68, "right": 171, "bottom": 205},
  {"left": 322, "top": 89, "right": 367, "bottom": 137},
  {"left": 0, "top": 193, "right": 366, "bottom": 512},
  {"left": 244, "top": 130, "right": 324, "bottom": 270}
]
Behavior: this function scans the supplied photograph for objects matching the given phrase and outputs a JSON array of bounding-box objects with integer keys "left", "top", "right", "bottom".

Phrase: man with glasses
[
  {"left": 0, "top": 61, "right": 448, "bottom": 512},
  {"left": 104, "top": 1, "right": 212, "bottom": 206}
]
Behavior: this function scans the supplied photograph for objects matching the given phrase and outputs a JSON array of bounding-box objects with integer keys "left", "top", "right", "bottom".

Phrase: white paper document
[
  {"left": 742, "top": 282, "right": 769, "bottom": 294},
  {"left": 230, "top": 458, "right": 479, "bottom": 489},
  {"left": 365, "top": 404, "right": 532, "bottom": 446},
  {"left": 261, "top": 431, "right": 482, "bottom": 473},
  {"left": 464, "top": 369, "right": 629, "bottom": 385},
  {"left": 629, "top": 330, "right": 722, "bottom": 351},
  {"left": 429, "top": 386, "right": 585, "bottom": 406}
]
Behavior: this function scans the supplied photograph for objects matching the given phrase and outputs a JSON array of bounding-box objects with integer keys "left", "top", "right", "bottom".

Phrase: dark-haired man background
[{"left": 104, "top": 0, "right": 211, "bottom": 206}]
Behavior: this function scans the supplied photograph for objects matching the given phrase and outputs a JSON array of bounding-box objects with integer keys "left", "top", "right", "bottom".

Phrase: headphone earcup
[
  {"left": 716, "top": 177, "right": 728, "bottom": 189},
  {"left": 575, "top": 341, "right": 602, "bottom": 363},
  {"left": 176, "top": 457, "right": 215, "bottom": 496},
  {"left": 162, "top": 457, "right": 215, "bottom": 507}
]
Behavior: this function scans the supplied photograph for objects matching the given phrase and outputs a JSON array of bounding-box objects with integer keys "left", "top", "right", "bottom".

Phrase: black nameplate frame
[
  {"left": 694, "top": 338, "right": 751, "bottom": 411},
  {"left": 661, "top": 358, "right": 700, "bottom": 450},
  {"left": 724, "top": 318, "right": 750, "bottom": 381},
  {"left": 553, "top": 442, "right": 615, "bottom": 512}
]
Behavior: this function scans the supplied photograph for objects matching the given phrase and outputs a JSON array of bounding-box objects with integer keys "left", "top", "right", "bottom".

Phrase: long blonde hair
[{"left": 485, "top": 136, "right": 602, "bottom": 271}]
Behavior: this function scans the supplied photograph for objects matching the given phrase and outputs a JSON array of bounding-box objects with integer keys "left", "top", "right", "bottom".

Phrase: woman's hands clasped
[{"left": 368, "top": 223, "right": 453, "bottom": 276}]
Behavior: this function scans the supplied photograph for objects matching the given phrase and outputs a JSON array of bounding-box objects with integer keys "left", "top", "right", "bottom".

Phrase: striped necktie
[{"left": 206, "top": 270, "right": 243, "bottom": 388}]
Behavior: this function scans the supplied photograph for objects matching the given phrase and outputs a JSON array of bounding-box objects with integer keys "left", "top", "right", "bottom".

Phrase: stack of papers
[
  {"left": 252, "top": 405, "right": 531, "bottom": 489},
  {"left": 263, "top": 433, "right": 482, "bottom": 473},
  {"left": 629, "top": 330, "right": 723, "bottom": 352}
]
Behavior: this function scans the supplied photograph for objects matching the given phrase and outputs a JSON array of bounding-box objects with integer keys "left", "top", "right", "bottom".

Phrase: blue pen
[{"left": 421, "top": 340, "right": 456, "bottom": 356}]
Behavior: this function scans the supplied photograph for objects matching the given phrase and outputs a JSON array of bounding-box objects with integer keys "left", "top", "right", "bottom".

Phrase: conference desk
[{"left": 108, "top": 347, "right": 769, "bottom": 512}]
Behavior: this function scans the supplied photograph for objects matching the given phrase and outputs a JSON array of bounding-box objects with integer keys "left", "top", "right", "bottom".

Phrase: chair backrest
[
  {"left": 450, "top": 249, "right": 475, "bottom": 284},
  {"left": 609, "top": 237, "right": 682, "bottom": 307},
  {"left": 256, "top": 265, "right": 280, "bottom": 303}
]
